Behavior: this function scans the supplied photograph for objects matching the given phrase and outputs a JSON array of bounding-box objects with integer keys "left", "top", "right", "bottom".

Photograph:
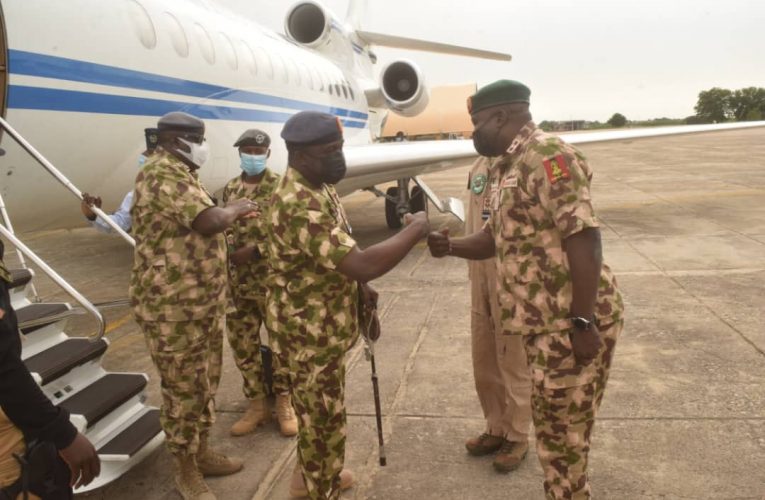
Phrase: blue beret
[
  {"left": 281, "top": 111, "right": 343, "bottom": 148},
  {"left": 234, "top": 129, "right": 271, "bottom": 148},
  {"left": 157, "top": 111, "right": 204, "bottom": 132},
  {"left": 468, "top": 80, "right": 531, "bottom": 114}
]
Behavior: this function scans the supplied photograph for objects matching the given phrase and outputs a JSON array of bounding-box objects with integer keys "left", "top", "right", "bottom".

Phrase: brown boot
[
  {"left": 465, "top": 433, "right": 504, "bottom": 456},
  {"left": 173, "top": 454, "right": 216, "bottom": 500},
  {"left": 230, "top": 398, "right": 269, "bottom": 436},
  {"left": 275, "top": 392, "right": 298, "bottom": 437},
  {"left": 197, "top": 438, "right": 244, "bottom": 476},
  {"left": 493, "top": 440, "right": 528, "bottom": 473},
  {"left": 288, "top": 463, "right": 354, "bottom": 498}
]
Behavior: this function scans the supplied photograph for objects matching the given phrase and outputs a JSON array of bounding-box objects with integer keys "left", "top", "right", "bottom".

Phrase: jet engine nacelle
[
  {"left": 380, "top": 60, "right": 429, "bottom": 117},
  {"left": 284, "top": 1, "right": 343, "bottom": 49}
]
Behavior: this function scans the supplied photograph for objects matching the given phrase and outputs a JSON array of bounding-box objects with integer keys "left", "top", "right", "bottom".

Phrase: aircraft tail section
[{"left": 345, "top": 0, "right": 367, "bottom": 30}]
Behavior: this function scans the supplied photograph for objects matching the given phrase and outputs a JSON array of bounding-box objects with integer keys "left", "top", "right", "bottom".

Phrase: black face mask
[
  {"left": 472, "top": 114, "right": 502, "bottom": 157},
  {"left": 315, "top": 150, "right": 347, "bottom": 185}
]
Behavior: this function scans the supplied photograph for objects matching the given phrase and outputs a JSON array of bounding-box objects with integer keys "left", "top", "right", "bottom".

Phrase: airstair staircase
[{"left": 1, "top": 117, "right": 161, "bottom": 493}]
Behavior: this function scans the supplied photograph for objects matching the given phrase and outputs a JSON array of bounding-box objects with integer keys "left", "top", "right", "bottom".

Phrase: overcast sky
[{"left": 220, "top": 0, "right": 765, "bottom": 122}]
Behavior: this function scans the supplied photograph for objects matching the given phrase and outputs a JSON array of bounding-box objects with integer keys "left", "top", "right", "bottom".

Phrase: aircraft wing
[{"left": 339, "top": 120, "right": 765, "bottom": 195}]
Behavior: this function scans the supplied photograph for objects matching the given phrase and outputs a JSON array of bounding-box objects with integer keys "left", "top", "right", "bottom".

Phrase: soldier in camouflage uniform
[
  {"left": 129, "top": 112, "right": 257, "bottom": 500},
  {"left": 264, "top": 111, "right": 430, "bottom": 500},
  {"left": 428, "top": 80, "right": 624, "bottom": 499},
  {"left": 224, "top": 129, "right": 298, "bottom": 438}
]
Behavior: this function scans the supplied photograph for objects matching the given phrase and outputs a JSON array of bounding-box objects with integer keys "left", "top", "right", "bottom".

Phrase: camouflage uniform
[
  {"left": 466, "top": 157, "right": 532, "bottom": 442},
  {"left": 129, "top": 149, "right": 227, "bottom": 456},
  {"left": 487, "top": 122, "right": 624, "bottom": 499},
  {"left": 222, "top": 170, "right": 289, "bottom": 399},
  {"left": 265, "top": 167, "right": 358, "bottom": 500}
]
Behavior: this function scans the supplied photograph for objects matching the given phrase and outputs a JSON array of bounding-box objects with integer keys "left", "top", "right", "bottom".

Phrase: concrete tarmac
[{"left": 7, "top": 128, "right": 765, "bottom": 499}]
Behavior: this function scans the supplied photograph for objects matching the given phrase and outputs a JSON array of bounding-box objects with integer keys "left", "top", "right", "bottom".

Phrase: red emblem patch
[{"left": 543, "top": 154, "right": 571, "bottom": 183}]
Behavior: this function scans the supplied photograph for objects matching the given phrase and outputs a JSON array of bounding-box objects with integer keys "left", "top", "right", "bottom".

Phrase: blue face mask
[
  {"left": 138, "top": 154, "right": 147, "bottom": 167},
  {"left": 240, "top": 153, "right": 267, "bottom": 176}
]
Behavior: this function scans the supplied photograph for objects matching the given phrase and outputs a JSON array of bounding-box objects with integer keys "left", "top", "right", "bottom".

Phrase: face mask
[
  {"left": 178, "top": 137, "right": 210, "bottom": 167},
  {"left": 472, "top": 114, "right": 501, "bottom": 157},
  {"left": 240, "top": 153, "right": 267, "bottom": 176},
  {"left": 138, "top": 154, "right": 147, "bottom": 167},
  {"left": 315, "top": 150, "right": 347, "bottom": 185}
]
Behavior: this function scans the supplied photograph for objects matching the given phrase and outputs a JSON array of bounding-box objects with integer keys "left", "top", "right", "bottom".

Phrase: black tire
[
  {"left": 410, "top": 185, "right": 428, "bottom": 214},
  {"left": 385, "top": 186, "right": 403, "bottom": 229}
]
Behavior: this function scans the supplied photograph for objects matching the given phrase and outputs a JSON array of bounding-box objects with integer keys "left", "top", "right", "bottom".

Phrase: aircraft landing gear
[{"left": 377, "top": 178, "right": 428, "bottom": 229}]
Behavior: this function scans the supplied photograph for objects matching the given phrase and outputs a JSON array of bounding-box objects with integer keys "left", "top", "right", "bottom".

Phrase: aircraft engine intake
[
  {"left": 380, "top": 60, "right": 429, "bottom": 117},
  {"left": 284, "top": 1, "right": 333, "bottom": 48}
]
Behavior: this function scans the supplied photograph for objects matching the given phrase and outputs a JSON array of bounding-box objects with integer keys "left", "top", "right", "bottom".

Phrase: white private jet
[{"left": 1, "top": 0, "right": 764, "bottom": 493}]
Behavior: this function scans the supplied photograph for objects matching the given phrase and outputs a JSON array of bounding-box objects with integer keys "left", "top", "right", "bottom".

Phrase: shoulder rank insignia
[
  {"left": 471, "top": 173, "right": 488, "bottom": 195},
  {"left": 543, "top": 154, "right": 571, "bottom": 183}
]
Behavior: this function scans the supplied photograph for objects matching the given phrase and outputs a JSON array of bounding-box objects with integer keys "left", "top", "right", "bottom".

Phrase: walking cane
[{"left": 363, "top": 334, "right": 387, "bottom": 466}]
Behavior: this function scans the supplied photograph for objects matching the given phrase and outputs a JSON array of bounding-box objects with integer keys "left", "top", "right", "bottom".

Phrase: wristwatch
[{"left": 570, "top": 316, "right": 593, "bottom": 331}]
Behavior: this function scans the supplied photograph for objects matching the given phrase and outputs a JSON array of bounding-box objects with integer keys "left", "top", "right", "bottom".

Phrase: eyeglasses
[{"left": 179, "top": 133, "right": 205, "bottom": 144}]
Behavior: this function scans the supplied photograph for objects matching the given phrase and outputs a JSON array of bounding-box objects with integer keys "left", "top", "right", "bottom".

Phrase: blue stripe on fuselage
[
  {"left": 7, "top": 85, "right": 368, "bottom": 128},
  {"left": 8, "top": 49, "right": 369, "bottom": 121}
]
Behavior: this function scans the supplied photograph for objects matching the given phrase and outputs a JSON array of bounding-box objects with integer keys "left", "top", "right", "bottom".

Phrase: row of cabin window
[{"left": 129, "top": 1, "right": 356, "bottom": 101}]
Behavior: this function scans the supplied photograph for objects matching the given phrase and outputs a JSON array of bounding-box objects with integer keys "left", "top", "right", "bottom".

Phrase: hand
[
  {"left": 59, "top": 432, "right": 101, "bottom": 488},
  {"left": 427, "top": 228, "right": 451, "bottom": 258},
  {"left": 230, "top": 246, "right": 256, "bottom": 266},
  {"left": 569, "top": 325, "right": 603, "bottom": 366},
  {"left": 227, "top": 199, "right": 259, "bottom": 220},
  {"left": 403, "top": 211, "right": 430, "bottom": 237},
  {"left": 80, "top": 192, "right": 102, "bottom": 220}
]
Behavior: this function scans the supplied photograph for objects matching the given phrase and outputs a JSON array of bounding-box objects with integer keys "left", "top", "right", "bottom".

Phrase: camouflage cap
[
  {"left": 144, "top": 128, "right": 159, "bottom": 150},
  {"left": 281, "top": 111, "right": 343, "bottom": 149},
  {"left": 233, "top": 129, "right": 271, "bottom": 148},
  {"left": 157, "top": 111, "right": 204, "bottom": 133},
  {"left": 467, "top": 80, "right": 531, "bottom": 114}
]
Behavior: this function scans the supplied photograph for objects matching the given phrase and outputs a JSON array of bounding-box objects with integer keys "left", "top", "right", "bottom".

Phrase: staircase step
[
  {"left": 9, "top": 268, "right": 33, "bottom": 290},
  {"left": 24, "top": 338, "right": 108, "bottom": 385},
  {"left": 97, "top": 409, "right": 161, "bottom": 458},
  {"left": 16, "top": 303, "right": 70, "bottom": 334},
  {"left": 60, "top": 374, "right": 147, "bottom": 428}
]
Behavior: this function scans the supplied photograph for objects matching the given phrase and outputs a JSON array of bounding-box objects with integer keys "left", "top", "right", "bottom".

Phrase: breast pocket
[{"left": 499, "top": 187, "right": 536, "bottom": 242}]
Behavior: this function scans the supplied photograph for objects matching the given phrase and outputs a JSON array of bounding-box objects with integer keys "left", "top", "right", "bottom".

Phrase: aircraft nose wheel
[{"left": 384, "top": 185, "right": 428, "bottom": 229}]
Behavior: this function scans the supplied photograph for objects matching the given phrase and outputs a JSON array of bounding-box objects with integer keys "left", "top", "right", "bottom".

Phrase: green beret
[
  {"left": 234, "top": 129, "right": 271, "bottom": 148},
  {"left": 467, "top": 80, "right": 531, "bottom": 114},
  {"left": 281, "top": 111, "right": 343, "bottom": 149}
]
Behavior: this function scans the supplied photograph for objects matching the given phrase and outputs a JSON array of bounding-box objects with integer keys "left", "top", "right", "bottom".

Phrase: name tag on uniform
[{"left": 501, "top": 177, "right": 518, "bottom": 189}]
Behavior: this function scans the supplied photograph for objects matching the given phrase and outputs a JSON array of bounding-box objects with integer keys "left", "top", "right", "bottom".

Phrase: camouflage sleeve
[
  {"left": 531, "top": 145, "right": 599, "bottom": 239},
  {"left": 304, "top": 206, "right": 357, "bottom": 270},
  {"left": 148, "top": 167, "right": 215, "bottom": 230}
]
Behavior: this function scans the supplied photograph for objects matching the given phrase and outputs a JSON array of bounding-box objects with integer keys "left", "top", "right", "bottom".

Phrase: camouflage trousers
[
  {"left": 136, "top": 315, "right": 223, "bottom": 456},
  {"left": 285, "top": 348, "right": 348, "bottom": 500},
  {"left": 524, "top": 320, "right": 622, "bottom": 500},
  {"left": 227, "top": 298, "right": 289, "bottom": 400}
]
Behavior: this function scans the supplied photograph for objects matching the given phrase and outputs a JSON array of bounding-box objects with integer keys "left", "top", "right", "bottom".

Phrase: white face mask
[{"left": 178, "top": 138, "right": 210, "bottom": 167}]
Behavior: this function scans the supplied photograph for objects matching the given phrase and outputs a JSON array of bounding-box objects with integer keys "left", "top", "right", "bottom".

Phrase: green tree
[
  {"left": 607, "top": 113, "right": 627, "bottom": 128},
  {"left": 729, "top": 87, "right": 765, "bottom": 121},
  {"left": 694, "top": 87, "right": 732, "bottom": 123}
]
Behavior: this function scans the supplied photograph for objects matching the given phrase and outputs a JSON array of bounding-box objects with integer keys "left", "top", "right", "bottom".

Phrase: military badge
[
  {"left": 471, "top": 173, "right": 487, "bottom": 194},
  {"left": 543, "top": 154, "right": 571, "bottom": 183}
]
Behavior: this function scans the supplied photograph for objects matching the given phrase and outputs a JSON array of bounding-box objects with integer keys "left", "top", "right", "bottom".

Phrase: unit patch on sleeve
[
  {"left": 543, "top": 154, "right": 571, "bottom": 183},
  {"left": 471, "top": 174, "right": 488, "bottom": 195}
]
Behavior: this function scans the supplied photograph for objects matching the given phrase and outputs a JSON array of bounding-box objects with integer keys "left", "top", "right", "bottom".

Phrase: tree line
[{"left": 539, "top": 86, "right": 765, "bottom": 132}]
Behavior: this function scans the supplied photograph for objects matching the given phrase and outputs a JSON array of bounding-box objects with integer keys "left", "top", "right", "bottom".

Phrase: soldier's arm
[
  {"left": 337, "top": 212, "right": 429, "bottom": 283},
  {"left": 428, "top": 222, "right": 495, "bottom": 259},
  {"left": 565, "top": 227, "right": 602, "bottom": 319},
  {"left": 192, "top": 200, "right": 257, "bottom": 236}
]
